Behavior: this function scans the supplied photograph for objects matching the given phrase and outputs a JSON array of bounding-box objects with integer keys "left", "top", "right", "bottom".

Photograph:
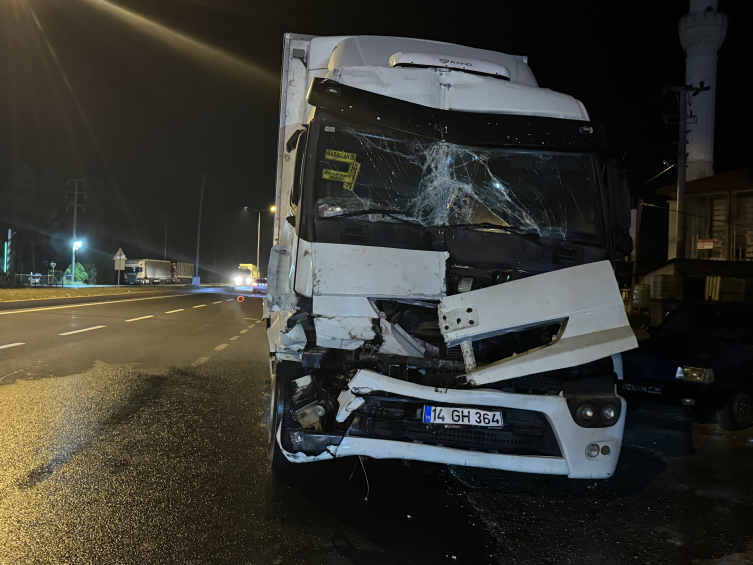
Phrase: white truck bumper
[{"left": 279, "top": 369, "right": 625, "bottom": 479}]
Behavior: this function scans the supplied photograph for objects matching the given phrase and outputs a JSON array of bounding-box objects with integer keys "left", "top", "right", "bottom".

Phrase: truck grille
[{"left": 348, "top": 398, "right": 562, "bottom": 457}]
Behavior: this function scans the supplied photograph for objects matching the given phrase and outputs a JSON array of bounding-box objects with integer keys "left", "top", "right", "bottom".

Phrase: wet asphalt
[{"left": 1, "top": 293, "right": 752, "bottom": 564}]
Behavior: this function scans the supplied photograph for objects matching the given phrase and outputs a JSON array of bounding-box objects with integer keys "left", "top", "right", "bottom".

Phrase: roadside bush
[
  {"left": 64, "top": 262, "right": 88, "bottom": 284},
  {"left": 83, "top": 262, "right": 97, "bottom": 285}
]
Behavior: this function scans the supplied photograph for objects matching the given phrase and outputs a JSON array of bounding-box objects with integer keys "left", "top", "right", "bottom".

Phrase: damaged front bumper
[{"left": 277, "top": 368, "right": 625, "bottom": 479}]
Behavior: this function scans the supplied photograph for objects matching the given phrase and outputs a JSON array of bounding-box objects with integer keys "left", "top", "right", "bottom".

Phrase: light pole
[{"left": 244, "top": 206, "right": 275, "bottom": 276}]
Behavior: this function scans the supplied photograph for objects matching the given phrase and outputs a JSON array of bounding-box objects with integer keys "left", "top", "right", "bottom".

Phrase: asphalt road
[{"left": 1, "top": 293, "right": 752, "bottom": 564}]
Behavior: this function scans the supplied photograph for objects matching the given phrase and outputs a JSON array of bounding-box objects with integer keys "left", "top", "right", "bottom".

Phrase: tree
[
  {"left": 83, "top": 262, "right": 97, "bottom": 285},
  {"left": 64, "top": 262, "right": 88, "bottom": 284}
]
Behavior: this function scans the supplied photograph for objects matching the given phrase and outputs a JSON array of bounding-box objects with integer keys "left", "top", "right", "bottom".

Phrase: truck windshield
[
  {"left": 314, "top": 123, "right": 602, "bottom": 242},
  {"left": 125, "top": 266, "right": 141, "bottom": 273}
]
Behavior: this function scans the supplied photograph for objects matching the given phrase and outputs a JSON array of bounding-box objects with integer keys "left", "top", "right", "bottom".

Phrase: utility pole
[
  {"left": 668, "top": 85, "right": 709, "bottom": 259},
  {"left": 164, "top": 217, "right": 168, "bottom": 261},
  {"left": 194, "top": 175, "right": 206, "bottom": 284},
  {"left": 257, "top": 211, "right": 261, "bottom": 275},
  {"left": 244, "top": 205, "right": 275, "bottom": 278},
  {"left": 66, "top": 179, "right": 86, "bottom": 283}
]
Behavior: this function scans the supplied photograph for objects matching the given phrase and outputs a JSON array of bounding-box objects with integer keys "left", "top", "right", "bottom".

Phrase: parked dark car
[
  {"left": 620, "top": 302, "right": 753, "bottom": 430},
  {"left": 251, "top": 278, "right": 267, "bottom": 294}
]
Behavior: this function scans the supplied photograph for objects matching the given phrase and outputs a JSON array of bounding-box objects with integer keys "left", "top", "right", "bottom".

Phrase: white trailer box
[{"left": 124, "top": 259, "right": 172, "bottom": 284}]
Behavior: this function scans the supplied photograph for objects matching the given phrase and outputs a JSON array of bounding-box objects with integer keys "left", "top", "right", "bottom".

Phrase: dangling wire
[
  {"left": 359, "top": 456, "right": 370, "bottom": 502},
  {"left": 348, "top": 460, "right": 358, "bottom": 482}
]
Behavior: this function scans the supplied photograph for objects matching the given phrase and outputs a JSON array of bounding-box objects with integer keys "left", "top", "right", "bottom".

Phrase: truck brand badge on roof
[{"left": 389, "top": 52, "right": 511, "bottom": 80}]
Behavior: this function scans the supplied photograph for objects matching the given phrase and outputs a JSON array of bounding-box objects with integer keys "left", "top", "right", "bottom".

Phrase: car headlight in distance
[
  {"left": 676, "top": 366, "right": 714, "bottom": 384},
  {"left": 234, "top": 276, "right": 243, "bottom": 285},
  {"left": 246, "top": 277, "right": 252, "bottom": 284}
]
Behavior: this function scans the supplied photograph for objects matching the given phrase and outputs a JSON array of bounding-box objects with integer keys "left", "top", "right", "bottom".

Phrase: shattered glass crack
[{"left": 315, "top": 125, "right": 601, "bottom": 242}]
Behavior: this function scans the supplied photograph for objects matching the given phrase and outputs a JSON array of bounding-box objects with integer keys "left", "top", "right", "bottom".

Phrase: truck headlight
[
  {"left": 246, "top": 277, "right": 253, "bottom": 284},
  {"left": 234, "top": 276, "right": 243, "bottom": 285},
  {"left": 576, "top": 404, "right": 596, "bottom": 426},
  {"left": 676, "top": 367, "right": 714, "bottom": 384}
]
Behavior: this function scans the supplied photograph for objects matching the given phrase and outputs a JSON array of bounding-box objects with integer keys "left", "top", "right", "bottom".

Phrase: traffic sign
[{"left": 113, "top": 248, "right": 126, "bottom": 272}]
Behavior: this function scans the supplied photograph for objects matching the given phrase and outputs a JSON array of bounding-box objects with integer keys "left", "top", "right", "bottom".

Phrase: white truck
[
  {"left": 124, "top": 259, "right": 193, "bottom": 284},
  {"left": 265, "top": 34, "right": 637, "bottom": 479}
]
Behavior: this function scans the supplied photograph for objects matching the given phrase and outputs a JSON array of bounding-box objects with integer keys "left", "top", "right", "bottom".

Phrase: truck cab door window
[{"left": 288, "top": 128, "right": 308, "bottom": 217}]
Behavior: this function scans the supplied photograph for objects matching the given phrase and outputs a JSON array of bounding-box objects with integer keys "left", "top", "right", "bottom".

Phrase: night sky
[{"left": 1, "top": 0, "right": 751, "bottom": 282}]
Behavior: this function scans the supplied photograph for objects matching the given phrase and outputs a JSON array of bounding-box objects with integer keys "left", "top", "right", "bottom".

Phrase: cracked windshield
[{"left": 316, "top": 124, "right": 602, "bottom": 241}]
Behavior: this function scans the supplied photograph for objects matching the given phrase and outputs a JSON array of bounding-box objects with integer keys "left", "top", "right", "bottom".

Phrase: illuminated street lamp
[
  {"left": 244, "top": 206, "right": 275, "bottom": 275},
  {"left": 70, "top": 240, "right": 83, "bottom": 283}
]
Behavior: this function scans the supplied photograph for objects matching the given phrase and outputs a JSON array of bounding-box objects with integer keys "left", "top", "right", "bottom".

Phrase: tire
[
  {"left": 716, "top": 386, "right": 752, "bottom": 431},
  {"left": 265, "top": 362, "right": 297, "bottom": 474}
]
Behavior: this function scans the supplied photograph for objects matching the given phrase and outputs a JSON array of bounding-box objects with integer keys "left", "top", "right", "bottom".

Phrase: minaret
[{"left": 679, "top": 0, "right": 727, "bottom": 181}]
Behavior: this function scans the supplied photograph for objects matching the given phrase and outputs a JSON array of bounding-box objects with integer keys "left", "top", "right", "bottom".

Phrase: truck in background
[
  {"left": 173, "top": 262, "right": 195, "bottom": 283},
  {"left": 124, "top": 259, "right": 194, "bottom": 284},
  {"left": 265, "top": 35, "right": 636, "bottom": 480}
]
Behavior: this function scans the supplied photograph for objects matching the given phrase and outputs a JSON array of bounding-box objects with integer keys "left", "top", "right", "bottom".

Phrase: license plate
[{"left": 423, "top": 406, "right": 502, "bottom": 427}]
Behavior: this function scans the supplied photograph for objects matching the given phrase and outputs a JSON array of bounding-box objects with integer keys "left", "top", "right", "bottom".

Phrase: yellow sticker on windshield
[
  {"left": 322, "top": 161, "right": 361, "bottom": 192},
  {"left": 322, "top": 169, "right": 354, "bottom": 183},
  {"left": 343, "top": 162, "right": 361, "bottom": 191},
  {"left": 325, "top": 149, "right": 357, "bottom": 163}
]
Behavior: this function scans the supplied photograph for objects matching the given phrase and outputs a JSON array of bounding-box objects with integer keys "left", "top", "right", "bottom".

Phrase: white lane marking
[
  {"left": 125, "top": 315, "right": 154, "bottom": 322},
  {"left": 248, "top": 325, "right": 254, "bottom": 329},
  {"left": 191, "top": 356, "right": 210, "bottom": 367},
  {"left": 254, "top": 320, "right": 262, "bottom": 324},
  {"left": 193, "top": 305, "right": 206, "bottom": 309},
  {"left": 242, "top": 318, "right": 256, "bottom": 320},
  {"left": 226, "top": 299, "right": 234, "bottom": 302},
  {"left": 0, "top": 294, "right": 189, "bottom": 316},
  {"left": 229, "top": 336, "right": 239, "bottom": 341},
  {"left": 0, "top": 343, "right": 25, "bottom": 350},
  {"left": 240, "top": 329, "right": 248, "bottom": 334},
  {"left": 165, "top": 309, "right": 184, "bottom": 314},
  {"left": 215, "top": 344, "right": 228, "bottom": 350},
  {"left": 59, "top": 325, "right": 106, "bottom": 336},
  {"left": 212, "top": 301, "right": 222, "bottom": 304}
]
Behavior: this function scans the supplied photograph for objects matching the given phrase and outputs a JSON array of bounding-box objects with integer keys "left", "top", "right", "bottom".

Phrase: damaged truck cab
[{"left": 265, "top": 35, "right": 637, "bottom": 479}]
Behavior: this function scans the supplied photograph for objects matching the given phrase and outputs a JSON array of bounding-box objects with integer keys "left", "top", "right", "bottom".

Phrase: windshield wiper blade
[
  {"left": 319, "top": 209, "right": 426, "bottom": 231},
  {"left": 447, "top": 223, "right": 548, "bottom": 245}
]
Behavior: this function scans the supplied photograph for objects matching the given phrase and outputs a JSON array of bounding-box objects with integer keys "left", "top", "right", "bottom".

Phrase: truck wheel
[
  {"left": 716, "top": 386, "right": 752, "bottom": 431},
  {"left": 265, "top": 365, "right": 297, "bottom": 475}
]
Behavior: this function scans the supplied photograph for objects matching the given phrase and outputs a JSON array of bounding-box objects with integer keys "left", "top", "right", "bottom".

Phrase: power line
[
  {"left": 632, "top": 164, "right": 676, "bottom": 192},
  {"left": 641, "top": 201, "right": 753, "bottom": 232}
]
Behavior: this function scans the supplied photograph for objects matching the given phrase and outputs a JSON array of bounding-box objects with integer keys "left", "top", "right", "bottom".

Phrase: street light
[
  {"left": 70, "top": 240, "right": 83, "bottom": 283},
  {"left": 244, "top": 206, "right": 275, "bottom": 276}
]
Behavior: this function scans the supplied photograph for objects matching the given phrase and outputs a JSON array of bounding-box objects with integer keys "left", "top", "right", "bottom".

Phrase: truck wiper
[
  {"left": 319, "top": 209, "right": 427, "bottom": 232},
  {"left": 447, "top": 223, "right": 548, "bottom": 246}
]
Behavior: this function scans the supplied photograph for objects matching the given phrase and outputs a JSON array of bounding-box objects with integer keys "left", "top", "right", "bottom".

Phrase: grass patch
[{"left": 0, "top": 286, "right": 184, "bottom": 302}]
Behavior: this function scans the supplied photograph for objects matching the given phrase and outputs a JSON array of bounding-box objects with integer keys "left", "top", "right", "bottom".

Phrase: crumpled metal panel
[
  {"left": 314, "top": 316, "right": 376, "bottom": 350},
  {"left": 437, "top": 261, "right": 637, "bottom": 386}
]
